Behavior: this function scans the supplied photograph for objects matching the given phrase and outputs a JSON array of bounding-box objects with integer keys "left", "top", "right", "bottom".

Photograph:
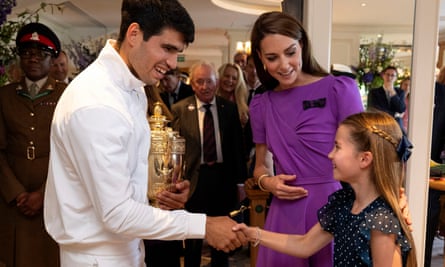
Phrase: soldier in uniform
[{"left": 0, "top": 22, "right": 65, "bottom": 267}]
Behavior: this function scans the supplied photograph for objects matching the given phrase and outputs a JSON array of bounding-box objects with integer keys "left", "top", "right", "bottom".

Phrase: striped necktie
[{"left": 203, "top": 104, "right": 217, "bottom": 164}]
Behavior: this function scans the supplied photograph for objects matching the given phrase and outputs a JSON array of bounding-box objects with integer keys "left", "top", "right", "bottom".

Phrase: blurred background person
[
  {"left": 216, "top": 63, "right": 249, "bottom": 128},
  {"left": 399, "top": 77, "right": 410, "bottom": 133},
  {"left": 367, "top": 66, "right": 406, "bottom": 133},
  {"left": 5, "top": 58, "right": 23, "bottom": 84},
  {"left": 245, "top": 55, "right": 264, "bottom": 104},
  {"left": 49, "top": 50, "right": 71, "bottom": 83},
  {"left": 159, "top": 67, "right": 194, "bottom": 110},
  {"left": 233, "top": 51, "right": 247, "bottom": 72}
]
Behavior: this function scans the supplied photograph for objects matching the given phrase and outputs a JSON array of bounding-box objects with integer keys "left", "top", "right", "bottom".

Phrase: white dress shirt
[{"left": 44, "top": 40, "right": 205, "bottom": 266}]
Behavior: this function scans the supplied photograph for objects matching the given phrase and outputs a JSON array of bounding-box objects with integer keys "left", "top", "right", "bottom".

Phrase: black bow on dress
[{"left": 302, "top": 98, "right": 326, "bottom": 110}]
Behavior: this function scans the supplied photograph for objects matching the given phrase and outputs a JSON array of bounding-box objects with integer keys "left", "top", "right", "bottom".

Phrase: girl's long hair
[{"left": 341, "top": 111, "right": 417, "bottom": 267}]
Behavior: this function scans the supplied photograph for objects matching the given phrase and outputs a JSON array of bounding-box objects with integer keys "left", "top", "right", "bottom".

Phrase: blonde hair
[
  {"left": 216, "top": 63, "right": 249, "bottom": 125},
  {"left": 341, "top": 111, "right": 416, "bottom": 267}
]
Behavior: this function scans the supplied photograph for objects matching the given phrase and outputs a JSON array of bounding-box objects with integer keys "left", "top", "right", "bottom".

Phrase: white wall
[{"left": 331, "top": 25, "right": 414, "bottom": 68}]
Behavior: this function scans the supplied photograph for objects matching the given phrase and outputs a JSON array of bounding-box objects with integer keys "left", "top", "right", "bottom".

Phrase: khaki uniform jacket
[{"left": 0, "top": 77, "right": 65, "bottom": 267}]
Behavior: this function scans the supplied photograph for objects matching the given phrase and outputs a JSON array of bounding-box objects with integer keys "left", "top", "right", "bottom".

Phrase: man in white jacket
[{"left": 44, "top": 0, "right": 246, "bottom": 266}]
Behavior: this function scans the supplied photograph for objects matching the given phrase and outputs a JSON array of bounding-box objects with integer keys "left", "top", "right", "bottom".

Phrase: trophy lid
[{"left": 149, "top": 102, "right": 169, "bottom": 130}]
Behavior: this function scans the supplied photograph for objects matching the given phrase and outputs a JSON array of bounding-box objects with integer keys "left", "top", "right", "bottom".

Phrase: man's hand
[
  {"left": 156, "top": 180, "right": 190, "bottom": 210},
  {"left": 17, "top": 191, "right": 43, "bottom": 216},
  {"left": 205, "top": 216, "right": 248, "bottom": 252},
  {"left": 16, "top": 192, "right": 29, "bottom": 207}
]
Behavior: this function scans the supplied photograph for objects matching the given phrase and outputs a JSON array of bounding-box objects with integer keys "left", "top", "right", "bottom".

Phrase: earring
[{"left": 263, "top": 64, "right": 267, "bottom": 71}]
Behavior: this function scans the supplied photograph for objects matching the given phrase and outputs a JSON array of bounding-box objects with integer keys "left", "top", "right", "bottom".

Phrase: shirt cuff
[{"left": 185, "top": 212, "right": 207, "bottom": 239}]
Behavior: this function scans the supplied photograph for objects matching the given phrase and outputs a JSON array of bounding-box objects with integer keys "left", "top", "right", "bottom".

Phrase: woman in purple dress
[{"left": 247, "top": 11, "right": 364, "bottom": 267}]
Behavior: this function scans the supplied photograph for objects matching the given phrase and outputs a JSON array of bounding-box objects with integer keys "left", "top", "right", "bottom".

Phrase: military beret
[{"left": 16, "top": 22, "right": 61, "bottom": 57}]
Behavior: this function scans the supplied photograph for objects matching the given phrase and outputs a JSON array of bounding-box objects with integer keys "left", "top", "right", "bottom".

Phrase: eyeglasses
[
  {"left": 193, "top": 79, "right": 215, "bottom": 86},
  {"left": 19, "top": 49, "right": 52, "bottom": 60}
]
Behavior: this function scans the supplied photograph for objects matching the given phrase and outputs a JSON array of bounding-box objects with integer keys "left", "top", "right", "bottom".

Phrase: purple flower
[
  {"left": 362, "top": 72, "right": 374, "bottom": 84},
  {"left": 66, "top": 40, "right": 102, "bottom": 72},
  {"left": 0, "top": 0, "right": 16, "bottom": 26}
]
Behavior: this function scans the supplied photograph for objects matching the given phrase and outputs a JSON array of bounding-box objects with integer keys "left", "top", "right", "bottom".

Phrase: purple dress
[{"left": 250, "top": 75, "right": 364, "bottom": 267}]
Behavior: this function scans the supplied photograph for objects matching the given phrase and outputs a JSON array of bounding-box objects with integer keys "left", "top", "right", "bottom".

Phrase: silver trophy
[{"left": 147, "top": 102, "right": 185, "bottom": 207}]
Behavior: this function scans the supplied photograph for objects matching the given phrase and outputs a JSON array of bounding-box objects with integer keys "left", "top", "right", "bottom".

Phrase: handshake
[
  {"left": 205, "top": 216, "right": 249, "bottom": 252},
  {"left": 156, "top": 179, "right": 253, "bottom": 252}
]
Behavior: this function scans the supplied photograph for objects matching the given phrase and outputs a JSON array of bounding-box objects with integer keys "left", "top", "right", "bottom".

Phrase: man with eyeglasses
[
  {"left": 171, "top": 61, "right": 247, "bottom": 267},
  {"left": 367, "top": 66, "right": 406, "bottom": 133},
  {"left": 0, "top": 22, "right": 65, "bottom": 267}
]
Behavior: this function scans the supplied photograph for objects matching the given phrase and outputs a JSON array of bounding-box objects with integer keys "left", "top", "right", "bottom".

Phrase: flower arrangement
[
  {"left": 0, "top": 2, "right": 63, "bottom": 86},
  {"left": 66, "top": 36, "right": 107, "bottom": 74},
  {"left": 354, "top": 40, "right": 396, "bottom": 90}
]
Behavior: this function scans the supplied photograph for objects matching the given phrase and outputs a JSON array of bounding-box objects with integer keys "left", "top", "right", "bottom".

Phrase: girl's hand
[{"left": 232, "top": 223, "right": 256, "bottom": 242}]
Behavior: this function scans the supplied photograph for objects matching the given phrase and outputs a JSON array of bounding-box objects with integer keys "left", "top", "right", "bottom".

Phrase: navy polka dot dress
[{"left": 318, "top": 187, "right": 411, "bottom": 267}]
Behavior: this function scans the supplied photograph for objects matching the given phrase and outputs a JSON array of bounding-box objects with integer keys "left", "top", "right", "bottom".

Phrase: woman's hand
[
  {"left": 260, "top": 174, "right": 308, "bottom": 200},
  {"left": 244, "top": 177, "right": 258, "bottom": 189}
]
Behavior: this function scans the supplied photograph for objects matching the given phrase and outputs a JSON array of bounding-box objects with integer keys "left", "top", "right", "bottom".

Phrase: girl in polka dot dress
[{"left": 234, "top": 111, "right": 417, "bottom": 267}]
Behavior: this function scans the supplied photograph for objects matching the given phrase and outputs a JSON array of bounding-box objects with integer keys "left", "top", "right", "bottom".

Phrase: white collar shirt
[{"left": 25, "top": 76, "right": 47, "bottom": 92}]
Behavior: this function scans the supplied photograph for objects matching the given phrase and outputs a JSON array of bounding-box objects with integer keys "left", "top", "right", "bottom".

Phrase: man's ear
[
  {"left": 360, "top": 151, "right": 373, "bottom": 168},
  {"left": 126, "top": 22, "right": 141, "bottom": 46}
]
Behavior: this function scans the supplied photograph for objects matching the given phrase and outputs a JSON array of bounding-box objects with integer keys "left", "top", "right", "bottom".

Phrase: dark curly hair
[{"left": 117, "top": 0, "right": 194, "bottom": 47}]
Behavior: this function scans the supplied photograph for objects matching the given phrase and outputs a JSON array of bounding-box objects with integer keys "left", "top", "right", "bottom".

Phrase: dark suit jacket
[
  {"left": 171, "top": 96, "right": 247, "bottom": 199},
  {"left": 160, "top": 82, "right": 194, "bottom": 110},
  {"left": 367, "top": 86, "right": 406, "bottom": 131},
  {"left": 367, "top": 86, "right": 406, "bottom": 116},
  {"left": 431, "top": 82, "right": 445, "bottom": 162}
]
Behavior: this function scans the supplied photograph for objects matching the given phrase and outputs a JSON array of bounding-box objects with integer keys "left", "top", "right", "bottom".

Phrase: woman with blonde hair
[{"left": 217, "top": 63, "right": 249, "bottom": 127}]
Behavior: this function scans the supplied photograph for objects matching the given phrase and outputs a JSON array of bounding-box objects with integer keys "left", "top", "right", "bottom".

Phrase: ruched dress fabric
[
  {"left": 250, "top": 75, "right": 364, "bottom": 267},
  {"left": 318, "top": 187, "right": 411, "bottom": 267}
]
